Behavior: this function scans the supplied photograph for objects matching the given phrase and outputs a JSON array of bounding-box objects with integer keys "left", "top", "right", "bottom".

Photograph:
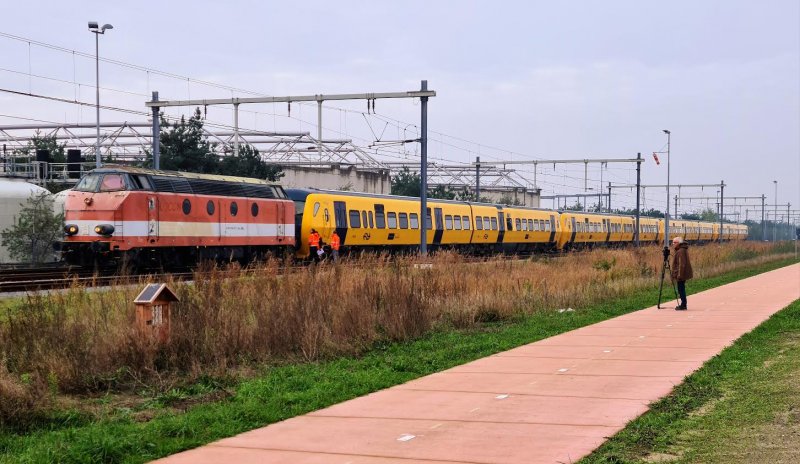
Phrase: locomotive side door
[
  {"left": 147, "top": 196, "right": 158, "bottom": 243},
  {"left": 276, "top": 202, "right": 286, "bottom": 242}
]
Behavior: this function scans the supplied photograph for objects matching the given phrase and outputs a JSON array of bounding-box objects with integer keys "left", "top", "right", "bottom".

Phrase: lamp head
[
  {"left": 663, "top": 129, "right": 670, "bottom": 135},
  {"left": 88, "top": 21, "right": 99, "bottom": 30},
  {"left": 102, "top": 24, "right": 113, "bottom": 31}
]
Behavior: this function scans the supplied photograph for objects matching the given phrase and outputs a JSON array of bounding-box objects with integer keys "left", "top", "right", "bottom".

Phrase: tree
[
  {"left": 149, "top": 108, "right": 283, "bottom": 180},
  {"left": 699, "top": 208, "right": 719, "bottom": 222},
  {"left": 1, "top": 192, "right": 64, "bottom": 263},
  {"left": 13, "top": 131, "right": 67, "bottom": 163},
  {"left": 157, "top": 109, "right": 219, "bottom": 174},
  {"left": 219, "top": 144, "right": 283, "bottom": 181},
  {"left": 497, "top": 194, "right": 523, "bottom": 206},
  {"left": 428, "top": 185, "right": 456, "bottom": 200},
  {"left": 390, "top": 167, "right": 421, "bottom": 197}
]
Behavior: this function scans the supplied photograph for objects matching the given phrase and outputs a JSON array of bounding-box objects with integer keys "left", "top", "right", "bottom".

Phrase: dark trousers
[
  {"left": 310, "top": 246, "right": 319, "bottom": 262},
  {"left": 677, "top": 280, "right": 687, "bottom": 307}
]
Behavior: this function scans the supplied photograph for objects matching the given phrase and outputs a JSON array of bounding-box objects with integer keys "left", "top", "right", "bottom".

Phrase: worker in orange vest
[
  {"left": 308, "top": 229, "right": 321, "bottom": 262},
  {"left": 330, "top": 231, "right": 341, "bottom": 262}
]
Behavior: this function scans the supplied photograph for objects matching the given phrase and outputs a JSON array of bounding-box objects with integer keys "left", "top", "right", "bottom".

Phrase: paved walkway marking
[{"left": 155, "top": 264, "right": 800, "bottom": 464}]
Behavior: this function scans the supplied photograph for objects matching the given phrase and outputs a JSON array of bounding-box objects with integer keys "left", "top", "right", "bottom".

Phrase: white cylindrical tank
[{"left": 0, "top": 180, "right": 53, "bottom": 263}]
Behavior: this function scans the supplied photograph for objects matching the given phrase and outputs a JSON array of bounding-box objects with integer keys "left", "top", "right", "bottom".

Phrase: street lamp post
[
  {"left": 663, "top": 130, "right": 671, "bottom": 248},
  {"left": 773, "top": 180, "right": 778, "bottom": 242},
  {"left": 88, "top": 21, "right": 113, "bottom": 168}
]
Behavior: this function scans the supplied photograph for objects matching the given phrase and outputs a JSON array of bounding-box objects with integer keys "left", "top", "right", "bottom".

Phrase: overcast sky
[{"left": 1, "top": 0, "right": 798, "bottom": 217}]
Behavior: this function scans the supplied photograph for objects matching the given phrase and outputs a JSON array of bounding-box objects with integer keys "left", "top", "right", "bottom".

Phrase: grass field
[
  {"left": 581, "top": 298, "right": 800, "bottom": 464},
  {"left": 0, "top": 245, "right": 795, "bottom": 463}
]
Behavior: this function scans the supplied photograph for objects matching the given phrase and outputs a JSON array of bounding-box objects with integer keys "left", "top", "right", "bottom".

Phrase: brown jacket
[{"left": 671, "top": 243, "right": 694, "bottom": 281}]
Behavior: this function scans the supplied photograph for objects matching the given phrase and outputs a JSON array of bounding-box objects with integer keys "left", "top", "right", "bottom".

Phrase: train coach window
[
  {"left": 490, "top": 217, "right": 498, "bottom": 230},
  {"left": 515, "top": 218, "right": 521, "bottom": 231},
  {"left": 99, "top": 174, "right": 125, "bottom": 192},
  {"left": 454, "top": 216, "right": 462, "bottom": 230},
  {"left": 182, "top": 199, "right": 192, "bottom": 215},
  {"left": 230, "top": 201, "right": 238, "bottom": 216},
  {"left": 362, "top": 211, "right": 369, "bottom": 229},
  {"left": 425, "top": 211, "right": 433, "bottom": 230},
  {"left": 507, "top": 217, "right": 513, "bottom": 230},
  {"left": 207, "top": 200, "right": 216, "bottom": 215},
  {"left": 476, "top": 217, "right": 483, "bottom": 230},
  {"left": 410, "top": 213, "right": 419, "bottom": 229},
  {"left": 462, "top": 216, "right": 470, "bottom": 230},
  {"left": 313, "top": 202, "right": 320, "bottom": 217},
  {"left": 387, "top": 212, "right": 397, "bottom": 229},
  {"left": 545, "top": 221, "right": 551, "bottom": 232},
  {"left": 445, "top": 215, "right": 453, "bottom": 230},
  {"left": 349, "top": 210, "right": 361, "bottom": 228},
  {"left": 251, "top": 203, "right": 259, "bottom": 217},
  {"left": 368, "top": 211, "right": 374, "bottom": 229},
  {"left": 399, "top": 213, "right": 409, "bottom": 229}
]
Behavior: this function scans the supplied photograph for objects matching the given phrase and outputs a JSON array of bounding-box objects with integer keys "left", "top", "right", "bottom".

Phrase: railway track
[{"left": 0, "top": 267, "right": 194, "bottom": 294}]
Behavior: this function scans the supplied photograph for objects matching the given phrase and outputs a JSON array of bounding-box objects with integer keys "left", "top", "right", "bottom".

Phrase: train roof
[
  {"left": 285, "top": 188, "right": 557, "bottom": 212},
  {"left": 91, "top": 165, "right": 281, "bottom": 186}
]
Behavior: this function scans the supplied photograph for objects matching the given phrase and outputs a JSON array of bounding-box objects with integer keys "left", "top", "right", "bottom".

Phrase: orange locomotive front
[{"left": 61, "top": 166, "right": 296, "bottom": 268}]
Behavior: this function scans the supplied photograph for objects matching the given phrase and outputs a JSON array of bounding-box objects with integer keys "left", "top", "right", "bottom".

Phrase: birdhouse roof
[{"left": 134, "top": 283, "right": 180, "bottom": 304}]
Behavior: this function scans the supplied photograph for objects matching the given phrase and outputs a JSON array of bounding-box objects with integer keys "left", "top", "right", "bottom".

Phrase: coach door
[
  {"left": 147, "top": 196, "right": 158, "bottom": 243},
  {"left": 433, "top": 207, "right": 444, "bottom": 245},
  {"left": 333, "top": 201, "right": 348, "bottom": 245},
  {"left": 570, "top": 217, "right": 577, "bottom": 243},
  {"left": 497, "top": 210, "right": 505, "bottom": 244},
  {"left": 548, "top": 215, "right": 557, "bottom": 243}
]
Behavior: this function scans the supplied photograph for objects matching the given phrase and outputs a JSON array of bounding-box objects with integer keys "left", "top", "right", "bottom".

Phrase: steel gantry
[{"left": 146, "top": 82, "right": 436, "bottom": 254}]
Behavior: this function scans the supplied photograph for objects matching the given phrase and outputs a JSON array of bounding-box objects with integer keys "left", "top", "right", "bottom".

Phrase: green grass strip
[
  {"left": 1, "top": 257, "right": 797, "bottom": 464},
  {"left": 581, "top": 298, "right": 800, "bottom": 464}
]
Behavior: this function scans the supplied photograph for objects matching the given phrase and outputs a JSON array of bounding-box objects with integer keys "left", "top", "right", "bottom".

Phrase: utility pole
[
  {"left": 788, "top": 203, "right": 792, "bottom": 241},
  {"left": 719, "top": 180, "right": 724, "bottom": 243},
  {"left": 674, "top": 195, "right": 678, "bottom": 220},
  {"left": 635, "top": 152, "right": 641, "bottom": 247},
  {"left": 420, "top": 80, "right": 429, "bottom": 255},
  {"left": 607, "top": 182, "right": 612, "bottom": 212},
  {"left": 663, "top": 130, "right": 671, "bottom": 248},
  {"left": 761, "top": 194, "right": 766, "bottom": 241},
  {"left": 151, "top": 91, "right": 160, "bottom": 170},
  {"left": 773, "top": 180, "right": 778, "bottom": 242},
  {"left": 475, "top": 156, "right": 480, "bottom": 201}
]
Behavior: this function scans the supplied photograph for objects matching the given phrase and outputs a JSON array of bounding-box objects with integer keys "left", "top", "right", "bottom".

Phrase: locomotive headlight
[
  {"left": 64, "top": 224, "right": 79, "bottom": 235},
  {"left": 94, "top": 224, "right": 115, "bottom": 236}
]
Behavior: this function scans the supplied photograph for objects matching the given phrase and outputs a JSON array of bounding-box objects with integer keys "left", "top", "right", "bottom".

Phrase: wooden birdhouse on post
[{"left": 134, "top": 283, "right": 179, "bottom": 343}]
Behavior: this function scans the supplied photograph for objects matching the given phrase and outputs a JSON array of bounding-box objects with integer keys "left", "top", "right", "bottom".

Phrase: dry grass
[{"left": 0, "top": 242, "right": 792, "bottom": 427}]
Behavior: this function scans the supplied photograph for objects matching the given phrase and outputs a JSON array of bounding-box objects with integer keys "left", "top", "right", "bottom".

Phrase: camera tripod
[{"left": 657, "top": 246, "right": 679, "bottom": 309}]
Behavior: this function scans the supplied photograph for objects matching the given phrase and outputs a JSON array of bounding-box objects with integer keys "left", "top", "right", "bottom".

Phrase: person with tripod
[{"left": 670, "top": 237, "right": 693, "bottom": 310}]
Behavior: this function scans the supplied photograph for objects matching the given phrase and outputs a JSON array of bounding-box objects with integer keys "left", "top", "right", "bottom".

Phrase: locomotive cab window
[
  {"left": 74, "top": 174, "right": 101, "bottom": 192},
  {"left": 313, "top": 202, "right": 320, "bottom": 217},
  {"left": 349, "top": 210, "right": 361, "bottom": 228},
  {"left": 99, "top": 174, "right": 125, "bottom": 192}
]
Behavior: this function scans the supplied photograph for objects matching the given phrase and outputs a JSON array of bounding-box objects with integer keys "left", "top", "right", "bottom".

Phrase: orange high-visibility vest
[
  {"left": 309, "top": 232, "right": 320, "bottom": 247},
  {"left": 330, "top": 233, "right": 340, "bottom": 251}
]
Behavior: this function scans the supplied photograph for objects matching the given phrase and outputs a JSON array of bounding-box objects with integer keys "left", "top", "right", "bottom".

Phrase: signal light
[
  {"left": 94, "top": 224, "right": 115, "bottom": 236},
  {"left": 64, "top": 224, "right": 79, "bottom": 235}
]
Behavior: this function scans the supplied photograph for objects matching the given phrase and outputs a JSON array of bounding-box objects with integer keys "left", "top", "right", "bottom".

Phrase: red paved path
[{"left": 155, "top": 263, "right": 800, "bottom": 464}]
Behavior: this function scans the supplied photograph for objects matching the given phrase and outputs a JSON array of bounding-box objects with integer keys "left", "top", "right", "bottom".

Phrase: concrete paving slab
[{"left": 154, "top": 263, "right": 800, "bottom": 464}]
